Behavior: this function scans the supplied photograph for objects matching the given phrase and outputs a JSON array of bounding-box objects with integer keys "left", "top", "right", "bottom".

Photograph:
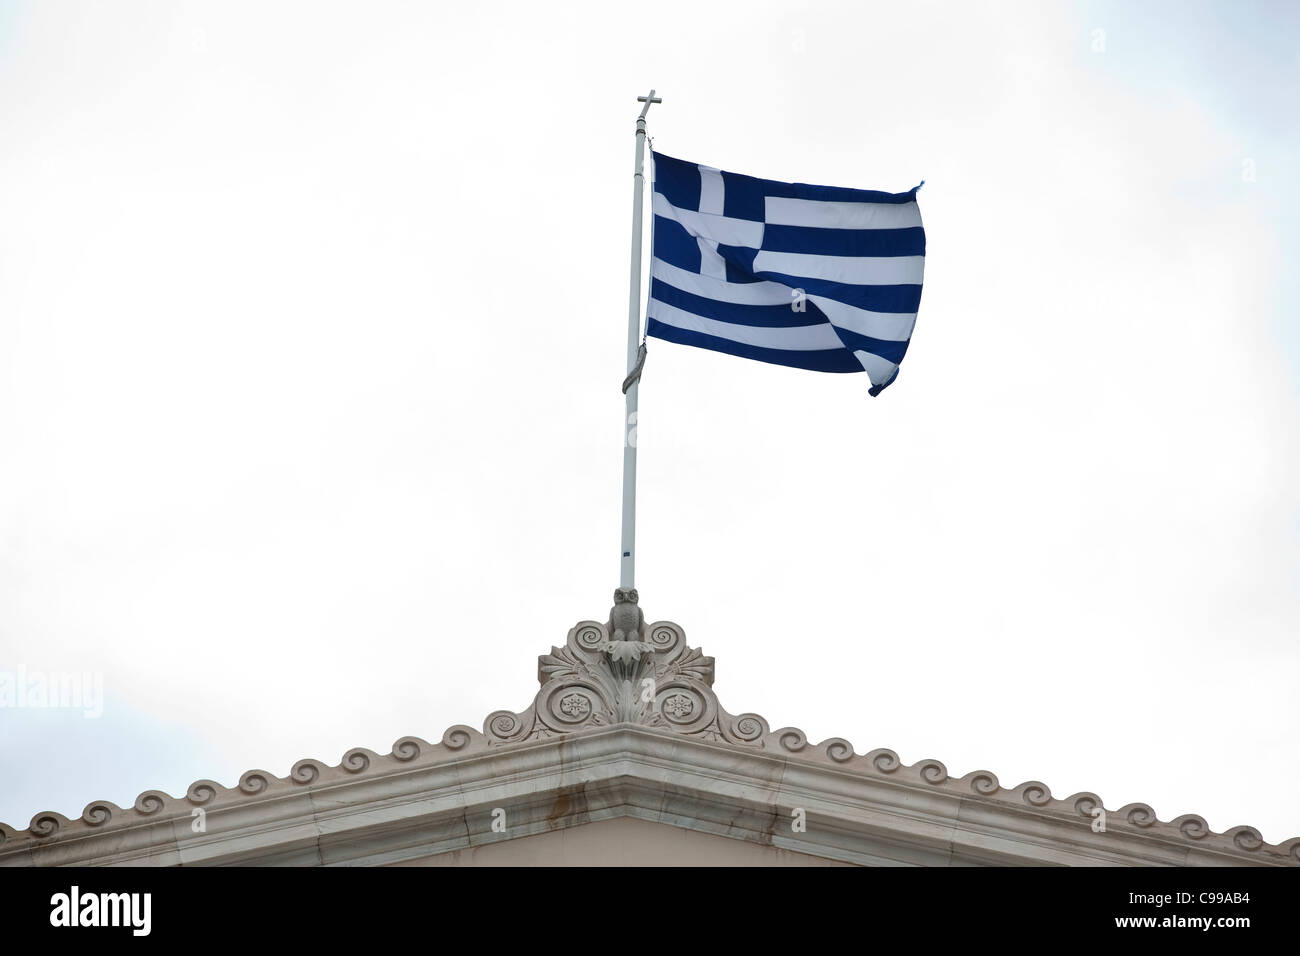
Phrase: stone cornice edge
[{"left": 3, "top": 615, "right": 1296, "bottom": 866}]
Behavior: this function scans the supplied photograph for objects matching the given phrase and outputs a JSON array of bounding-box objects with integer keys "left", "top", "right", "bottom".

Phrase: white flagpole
[{"left": 620, "top": 89, "right": 660, "bottom": 590}]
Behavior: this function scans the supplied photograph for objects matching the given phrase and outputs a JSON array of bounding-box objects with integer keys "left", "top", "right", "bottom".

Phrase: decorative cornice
[{"left": 2, "top": 598, "right": 1297, "bottom": 866}]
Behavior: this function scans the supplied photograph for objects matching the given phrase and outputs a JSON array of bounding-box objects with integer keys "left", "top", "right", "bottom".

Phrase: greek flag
[{"left": 646, "top": 151, "right": 925, "bottom": 396}]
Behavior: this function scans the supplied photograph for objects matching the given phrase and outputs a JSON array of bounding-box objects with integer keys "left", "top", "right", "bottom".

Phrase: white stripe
[
  {"left": 753, "top": 250, "right": 925, "bottom": 286},
  {"left": 765, "top": 196, "right": 922, "bottom": 230},
  {"left": 809, "top": 296, "right": 917, "bottom": 343},
  {"left": 651, "top": 258, "right": 795, "bottom": 306},
  {"left": 697, "top": 238, "right": 727, "bottom": 280},
  {"left": 650, "top": 259, "right": 915, "bottom": 339},
  {"left": 853, "top": 350, "right": 899, "bottom": 384},
  {"left": 652, "top": 192, "right": 763, "bottom": 247},
  {"left": 647, "top": 301, "right": 843, "bottom": 351},
  {"left": 698, "top": 165, "right": 724, "bottom": 215}
]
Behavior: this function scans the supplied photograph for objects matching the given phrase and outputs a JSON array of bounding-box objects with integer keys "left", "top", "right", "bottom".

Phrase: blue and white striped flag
[{"left": 646, "top": 151, "right": 925, "bottom": 396}]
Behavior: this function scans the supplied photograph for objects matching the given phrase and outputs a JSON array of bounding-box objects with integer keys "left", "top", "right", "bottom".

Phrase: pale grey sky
[{"left": 1, "top": 0, "right": 1298, "bottom": 843}]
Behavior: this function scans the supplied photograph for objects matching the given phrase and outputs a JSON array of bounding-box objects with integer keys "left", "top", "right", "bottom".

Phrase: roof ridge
[{"left": 4, "top": 605, "right": 1297, "bottom": 865}]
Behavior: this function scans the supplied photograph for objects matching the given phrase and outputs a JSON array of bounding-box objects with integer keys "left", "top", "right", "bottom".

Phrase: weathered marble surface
[{"left": 3, "top": 605, "right": 1296, "bottom": 867}]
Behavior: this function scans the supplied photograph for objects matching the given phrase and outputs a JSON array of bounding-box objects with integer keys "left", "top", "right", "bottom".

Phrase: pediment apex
[{"left": 2, "top": 605, "right": 1297, "bottom": 868}]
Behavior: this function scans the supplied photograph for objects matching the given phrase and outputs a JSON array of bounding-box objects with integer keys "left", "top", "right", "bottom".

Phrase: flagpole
[{"left": 620, "top": 89, "right": 660, "bottom": 590}]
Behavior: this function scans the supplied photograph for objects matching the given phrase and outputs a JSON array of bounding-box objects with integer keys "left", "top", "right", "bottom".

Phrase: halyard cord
[{"left": 622, "top": 341, "right": 647, "bottom": 394}]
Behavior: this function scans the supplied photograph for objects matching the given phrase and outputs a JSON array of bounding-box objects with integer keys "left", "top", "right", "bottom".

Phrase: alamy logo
[
  {"left": 0, "top": 666, "right": 103, "bottom": 718},
  {"left": 49, "top": 886, "right": 151, "bottom": 936}
]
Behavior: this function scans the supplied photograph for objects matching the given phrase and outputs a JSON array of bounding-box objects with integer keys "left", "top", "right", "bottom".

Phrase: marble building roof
[{"left": 3, "top": 604, "right": 1297, "bottom": 867}]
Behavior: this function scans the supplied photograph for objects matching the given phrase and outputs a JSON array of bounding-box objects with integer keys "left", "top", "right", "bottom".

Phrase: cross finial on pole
[{"left": 637, "top": 90, "right": 661, "bottom": 121}]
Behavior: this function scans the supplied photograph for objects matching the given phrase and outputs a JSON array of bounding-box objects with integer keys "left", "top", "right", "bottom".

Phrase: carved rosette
[
  {"left": 478, "top": 606, "right": 781, "bottom": 752},
  {"left": 481, "top": 598, "right": 769, "bottom": 748}
]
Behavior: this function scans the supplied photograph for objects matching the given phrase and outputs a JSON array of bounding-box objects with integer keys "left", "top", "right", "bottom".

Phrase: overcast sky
[{"left": 1, "top": 0, "right": 1297, "bottom": 846}]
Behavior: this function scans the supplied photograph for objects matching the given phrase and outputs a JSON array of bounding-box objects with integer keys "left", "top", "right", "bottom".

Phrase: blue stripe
[
  {"left": 724, "top": 258, "right": 763, "bottom": 283},
  {"left": 716, "top": 243, "right": 759, "bottom": 281},
  {"left": 647, "top": 319, "right": 862, "bottom": 373},
  {"left": 649, "top": 278, "right": 826, "bottom": 328},
  {"left": 762, "top": 225, "right": 926, "bottom": 258},
  {"left": 652, "top": 216, "right": 702, "bottom": 273},
  {"left": 650, "top": 152, "right": 700, "bottom": 212},
  {"left": 752, "top": 270, "right": 924, "bottom": 313},
  {"left": 721, "top": 169, "right": 765, "bottom": 222},
  {"left": 655, "top": 151, "right": 920, "bottom": 218},
  {"left": 781, "top": 179, "right": 920, "bottom": 204},
  {"left": 830, "top": 327, "right": 912, "bottom": 366}
]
